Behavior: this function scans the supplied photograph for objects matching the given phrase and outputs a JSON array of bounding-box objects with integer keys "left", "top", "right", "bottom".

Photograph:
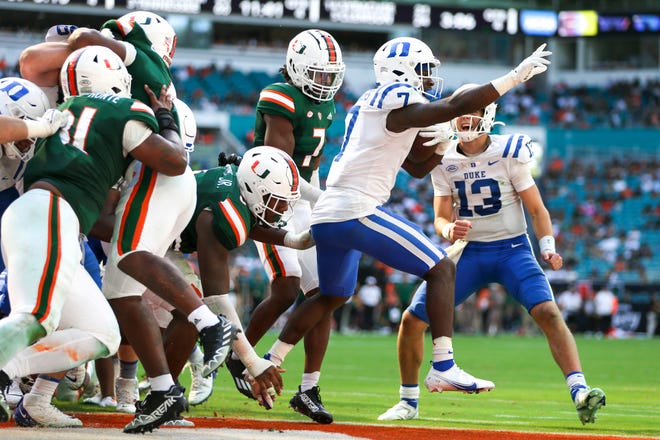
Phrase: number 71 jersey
[
  {"left": 24, "top": 94, "right": 158, "bottom": 234},
  {"left": 431, "top": 134, "right": 537, "bottom": 242}
]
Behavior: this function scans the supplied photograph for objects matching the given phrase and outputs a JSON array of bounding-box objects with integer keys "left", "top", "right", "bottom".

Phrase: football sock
[
  {"left": 432, "top": 336, "right": 455, "bottom": 371},
  {"left": 119, "top": 360, "right": 138, "bottom": 379},
  {"left": 400, "top": 384, "right": 419, "bottom": 408},
  {"left": 31, "top": 375, "right": 60, "bottom": 400},
  {"left": 187, "top": 305, "right": 219, "bottom": 332},
  {"left": 148, "top": 374, "right": 175, "bottom": 392},
  {"left": 566, "top": 371, "right": 588, "bottom": 402},
  {"left": 300, "top": 371, "right": 320, "bottom": 392}
]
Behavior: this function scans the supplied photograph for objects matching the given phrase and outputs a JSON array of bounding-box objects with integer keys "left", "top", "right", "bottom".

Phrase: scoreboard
[{"left": 0, "top": 0, "right": 657, "bottom": 36}]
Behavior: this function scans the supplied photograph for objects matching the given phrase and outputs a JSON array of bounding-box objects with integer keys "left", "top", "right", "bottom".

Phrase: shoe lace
[{"left": 308, "top": 387, "right": 323, "bottom": 404}]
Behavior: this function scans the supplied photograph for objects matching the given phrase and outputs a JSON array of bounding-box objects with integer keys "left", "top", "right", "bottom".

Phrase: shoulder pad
[
  {"left": 258, "top": 84, "right": 297, "bottom": 114},
  {"left": 500, "top": 134, "right": 534, "bottom": 164},
  {"left": 367, "top": 83, "right": 427, "bottom": 111}
]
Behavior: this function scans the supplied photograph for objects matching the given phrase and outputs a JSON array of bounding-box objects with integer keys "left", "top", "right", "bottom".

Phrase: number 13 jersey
[{"left": 431, "top": 133, "right": 536, "bottom": 242}]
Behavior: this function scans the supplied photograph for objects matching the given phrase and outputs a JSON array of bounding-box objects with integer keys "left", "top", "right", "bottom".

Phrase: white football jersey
[
  {"left": 431, "top": 134, "right": 536, "bottom": 242},
  {"left": 0, "top": 156, "right": 25, "bottom": 192},
  {"left": 312, "top": 83, "right": 427, "bottom": 224}
]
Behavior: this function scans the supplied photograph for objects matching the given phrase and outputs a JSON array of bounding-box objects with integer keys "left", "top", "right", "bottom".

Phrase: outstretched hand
[{"left": 512, "top": 43, "right": 552, "bottom": 84}]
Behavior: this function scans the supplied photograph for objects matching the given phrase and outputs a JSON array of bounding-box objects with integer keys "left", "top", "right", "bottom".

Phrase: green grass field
[{"left": 66, "top": 333, "right": 660, "bottom": 438}]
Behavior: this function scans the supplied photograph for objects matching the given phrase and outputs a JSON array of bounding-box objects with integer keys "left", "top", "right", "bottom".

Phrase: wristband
[
  {"left": 490, "top": 71, "right": 517, "bottom": 96},
  {"left": 538, "top": 235, "right": 556, "bottom": 254},
  {"left": 155, "top": 107, "right": 179, "bottom": 133},
  {"left": 120, "top": 41, "right": 137, "bottom": 66},
  {"left": 441, "top": 223, "right": 454, "bottom": 240}
]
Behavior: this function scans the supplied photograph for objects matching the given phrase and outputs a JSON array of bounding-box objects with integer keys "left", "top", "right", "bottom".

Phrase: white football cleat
[
  {"left": 378, "top": 401, "right": 419, "bottom": 420},
  {"left": 424, "top": 364, "right": 494, "bottom": 394},
  {"left": 115, "top": 377, "right": 139, "bottom": 414},
  {"left": 187, "top": 359, "right": 214, "bottom": 406},
  {"left": 14, "top": 395, "right": 82, "bottom": 427}
]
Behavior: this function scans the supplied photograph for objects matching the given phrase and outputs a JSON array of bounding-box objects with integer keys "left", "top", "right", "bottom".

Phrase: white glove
[
  {"left": 44, "top": 24, "right": 78, "bottom": 42},
  {"left": 491, "top": 43, "right": 552, "bottom": 95},
  {"left": 24, "top": 109, "right": 68, "bottom": 138},
  {"left": 283, "top": 229, "right": 314, "bottom": 250},
  {"left": 418, "top": 122, "right": 455, "bottom": 147}
]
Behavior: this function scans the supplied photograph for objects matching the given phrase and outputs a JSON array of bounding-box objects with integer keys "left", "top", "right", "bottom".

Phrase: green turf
[{"left": 65, "top": 333, "right": 660, "bottom": 437}]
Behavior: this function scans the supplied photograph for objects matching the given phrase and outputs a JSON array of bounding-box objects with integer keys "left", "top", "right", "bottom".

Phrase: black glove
[{"left": 218, "top": 152, "right": 242, "bottom": 166}]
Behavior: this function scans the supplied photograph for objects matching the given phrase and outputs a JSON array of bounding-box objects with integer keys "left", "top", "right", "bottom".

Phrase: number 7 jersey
[
  {"left": 254, "top": 82, "right": 335, "bottom": 182},
  {"left": 431, "top": 134, "right": 537, "bottom": 242}
]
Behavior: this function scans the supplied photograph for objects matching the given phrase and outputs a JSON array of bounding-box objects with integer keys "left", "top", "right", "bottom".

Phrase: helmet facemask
[
  {"left": 237, "top": 146, "right": 301, "bottom": 228},
  {"left": 298, "top": 65, "right": 345, "bottom": 102},
  {"left": 449, "top": 83, "right": 503, "bottom": 142},
  {"left": 451, "top": 103, "right": 502, "bottom": 142}
]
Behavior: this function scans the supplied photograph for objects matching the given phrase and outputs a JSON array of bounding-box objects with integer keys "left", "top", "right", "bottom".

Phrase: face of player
[
  {"left": 308, "top": 68, "right": 339, "bottom": 86},
  {"left": 262, "top": 196, "right": 291, "bottom": 226},
  {"left": 455, "top": 109, "right": 486, "bottom": 135}
]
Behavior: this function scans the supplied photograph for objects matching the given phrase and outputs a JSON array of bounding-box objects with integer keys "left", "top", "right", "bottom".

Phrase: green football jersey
[
  {"left": 102, "top": 19, "right": 174, "bottom": 108},
  {"left": 24, "top": 94, "right": 159, "bottom": 234},
  {"left": 254, "top": 82, "right": 336, "bottom": 182},
  {"left": 179, "top": 165, "right": 256, "bottom": 253}
]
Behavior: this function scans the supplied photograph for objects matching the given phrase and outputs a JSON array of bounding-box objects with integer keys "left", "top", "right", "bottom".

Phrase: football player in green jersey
[
  {"left": 0, "top": 45, "right": 188, "bottom": 425},
  {"left": 21, "top": 14, "right": 244, "bottom": 429},
  {"left": 240, "top": 29, "right": 344, "bottom": 424},
  {"left": 140, "top": 147, "right": 313, "bottom": 410}
]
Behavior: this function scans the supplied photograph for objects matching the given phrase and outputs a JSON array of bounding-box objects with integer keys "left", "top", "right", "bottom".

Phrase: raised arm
[{"left": 387, "top": 44, "right": 552, "bottom": 132}]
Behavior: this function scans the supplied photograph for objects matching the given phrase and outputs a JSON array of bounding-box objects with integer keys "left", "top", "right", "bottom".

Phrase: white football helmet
[
  {"left": 450, "top": 83, "right": 503, "bottom": 142},
  {"left": 117, "top": 11, "right": 177, "bottom": 66},
  {"left": 286, "top": 29, "right": 345, "bottom": 102},
  {"left": 0, "top": 77, "right": 51, "bottom": 161},
  {"left": 60, "top": 46, "right": 132, "bottom": 99},
  {"left": 173, "top": 98, "right": 196, "bottom": 153},
  {"left": 237, "top": 146, "right": 301, "bottom": 228},
  {"left": 373, "top": 37, "right": 442, "bottom": 100}
]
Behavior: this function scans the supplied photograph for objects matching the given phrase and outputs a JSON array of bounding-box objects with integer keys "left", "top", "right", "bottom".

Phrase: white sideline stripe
[{"left": 0, "top": 428, "right": 367, "bottom": 440}]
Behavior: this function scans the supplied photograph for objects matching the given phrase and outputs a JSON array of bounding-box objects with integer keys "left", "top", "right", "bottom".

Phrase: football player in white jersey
[
  {"left": 261, "top": 37, "right": 552, "bottom": 410},
  {"left": 378, "top": 84, "right": 606, "bottom": 425}
]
